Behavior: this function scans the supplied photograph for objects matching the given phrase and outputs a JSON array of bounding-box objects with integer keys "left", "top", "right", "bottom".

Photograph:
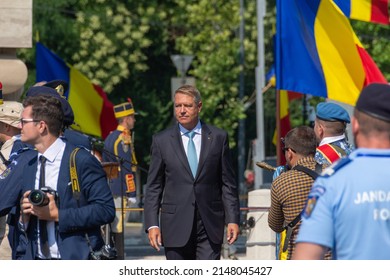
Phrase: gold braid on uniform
[{"left": 120, "top": 128, "right": 131, "bottom": 153}]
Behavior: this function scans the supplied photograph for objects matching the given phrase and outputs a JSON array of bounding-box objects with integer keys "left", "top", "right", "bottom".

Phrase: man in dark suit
[
  {"left": 17, "top": 95, "right": 115, "bottom": 259},
  {"left": 144, "top": 85, "right": 240, "bottom": 260}
]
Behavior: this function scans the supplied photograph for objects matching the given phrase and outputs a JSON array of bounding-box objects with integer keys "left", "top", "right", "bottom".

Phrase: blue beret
[
  {"left": 356, "top": 83, "right": 390, "bottom": 122},
  {"left": 316, "top": 102, "right": 350, "bottom": 123},
  {"left": 25, "top": 86, "right": 74, "bottom": 126}
]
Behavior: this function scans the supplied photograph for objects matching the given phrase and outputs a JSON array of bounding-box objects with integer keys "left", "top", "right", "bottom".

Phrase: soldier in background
[
  {"left": 314, "top": 102, "right": 353, "bottom": 166},
  {"left": 294, "top": 83, "right": 390, "bottom": 260},
  {"left": 103, "top": 99, "right": 137, "bottom": 260},
  {"left": 0, "top": 101, "right": 24, "bottom": 259}
]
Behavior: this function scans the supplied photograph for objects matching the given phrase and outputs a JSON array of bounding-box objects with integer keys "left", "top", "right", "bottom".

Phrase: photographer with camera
[{"left": 18, "top": 95, "right": 115, "bottom": 260}]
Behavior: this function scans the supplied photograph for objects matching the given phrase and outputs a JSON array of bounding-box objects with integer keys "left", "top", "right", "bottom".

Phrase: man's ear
[
  {"left": 286, "top": 149, "right": 294, "bottom": 163},
  {"left": 4, "top": 124, "right": 11, "bottom": 132},
  {"left": 197, "top": 101, "right": 202, "bottom": 113},
  {"left": 318, "top": 123, "right": 325, "bottom": 139},
  {"left": 352, "top": 116, "right": 358, "bottom": 137}
]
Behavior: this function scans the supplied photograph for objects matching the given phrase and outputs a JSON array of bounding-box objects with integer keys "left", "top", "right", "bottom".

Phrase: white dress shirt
[
  {"left": 35, "top": 137, "right": 66, "bottom": 259},
  {"left": 179, "top": 121, "right": 202, "bottom": 161}
]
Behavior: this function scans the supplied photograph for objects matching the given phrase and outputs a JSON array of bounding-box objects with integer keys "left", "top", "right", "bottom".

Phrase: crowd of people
[
  {"left": 0, "top": 80, "right": 389, "bottom": 260},
  {"left": 269, "top": 83, "right": 390, "bottom": 260}
]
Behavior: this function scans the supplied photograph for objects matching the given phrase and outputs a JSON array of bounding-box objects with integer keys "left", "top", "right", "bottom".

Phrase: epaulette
[
  {"left": 9, "top": 146, "right": 35, "bottom": 160},
  {"left": 321, "top": 156, "right": 352, "bottom": 177}
]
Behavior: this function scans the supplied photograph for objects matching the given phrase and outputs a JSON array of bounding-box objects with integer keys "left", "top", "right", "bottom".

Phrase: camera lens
[{"left": 28, "top": 190, "right": 49, "bottom": 206}]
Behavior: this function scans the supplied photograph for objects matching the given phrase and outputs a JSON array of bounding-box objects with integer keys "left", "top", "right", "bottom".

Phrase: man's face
[
  {"left": 19, "top": 106, "right": 41, "bottom": 145},
  {"left": 124, "top": 115, "right": 136, "bottom": 130},
  {"left": 174, "top": 93, "right": 202, "bottom": 130},
  {"left": 313, "top": 119, "right": 322, "bottom": 144}
]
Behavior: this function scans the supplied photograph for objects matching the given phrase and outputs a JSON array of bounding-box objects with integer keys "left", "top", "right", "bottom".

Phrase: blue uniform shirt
[{"left": 297, "top": 148, "right": 390, "bottom": 260}]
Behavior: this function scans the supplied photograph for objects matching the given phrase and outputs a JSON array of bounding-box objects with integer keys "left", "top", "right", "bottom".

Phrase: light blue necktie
[{"left": 187, "top": 131, "right": 198, "bottom": 177}]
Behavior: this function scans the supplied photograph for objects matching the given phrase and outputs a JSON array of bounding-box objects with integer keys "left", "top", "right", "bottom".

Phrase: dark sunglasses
[{"left": 280, "top": 138, "right": 296, "bottom": 153}]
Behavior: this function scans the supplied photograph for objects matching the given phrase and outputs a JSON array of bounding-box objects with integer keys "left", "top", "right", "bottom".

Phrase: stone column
[
  {"left": 0, "top": 0, "right": 32, "bottom": 101},
  {"left": 0, "top": 0, "right": 32, "bottom": 260}
]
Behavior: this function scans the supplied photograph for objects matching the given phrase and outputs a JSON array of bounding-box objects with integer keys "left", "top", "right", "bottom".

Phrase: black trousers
[{"left": 164, "top": 208, "right": 221, "bottom": 260}]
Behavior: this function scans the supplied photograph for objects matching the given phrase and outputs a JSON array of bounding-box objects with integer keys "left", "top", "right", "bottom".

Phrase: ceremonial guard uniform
[
  {"left": 314, "top": 102, "right": 353, "bottom": 166},
  {"left": 103, "top": 99, "right": 137, "bottom": 259}
]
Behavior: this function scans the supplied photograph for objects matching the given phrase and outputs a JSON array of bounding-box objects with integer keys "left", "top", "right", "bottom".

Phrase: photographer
[{"left": 17, "top": 95, "right": 115, "bottom": 260}]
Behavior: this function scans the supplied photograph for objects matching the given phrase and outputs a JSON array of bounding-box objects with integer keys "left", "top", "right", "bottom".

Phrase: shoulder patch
[
  {"left": 321, "top": 156, "right": 352, "bottom": 177},
  {"left": 303, "top": 195, "right": 318, "bottom": 218},
  {"left": 302, "top": 185, "right": 326, "bottom": 218},
  {"left": 0, "top": 164, "right": 13, "bottom": 179}
]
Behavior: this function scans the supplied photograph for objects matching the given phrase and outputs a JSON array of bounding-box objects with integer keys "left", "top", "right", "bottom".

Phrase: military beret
[
  {"left": 356, "top": 83, "right": 390, "bottom": 122},
  {"left": 44, "top": 80, "right": 69, "bottom": 97},
  {"left": 316, "top": 102, "right": 350, "bottom": 123},
  {"left": 25, "top": 86, "right": 74, "bottom": 126}
]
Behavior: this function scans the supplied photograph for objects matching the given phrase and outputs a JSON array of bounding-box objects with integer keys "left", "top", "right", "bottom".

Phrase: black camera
[
  {"left": 28, "top": 187, "right": 57, "bottom": 207},
  {"left": 89, "top": 244, "right": 118, "bottom": 260}
]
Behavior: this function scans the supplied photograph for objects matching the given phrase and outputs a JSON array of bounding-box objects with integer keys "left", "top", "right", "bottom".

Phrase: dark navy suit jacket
[
  {"left": 16, "top": 142, "right": 115, "bottom": 259},
  {"left": 144, "top": 122, "right": 240, "bottom": 247}
]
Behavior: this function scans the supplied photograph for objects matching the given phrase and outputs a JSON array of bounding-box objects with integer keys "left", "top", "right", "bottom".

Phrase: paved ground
[
  {"left": 0, "top": 222, "right": 249, "bottom": 260},
  {"left": 124, "top": 222, "right": 248, "bottom": 260}
]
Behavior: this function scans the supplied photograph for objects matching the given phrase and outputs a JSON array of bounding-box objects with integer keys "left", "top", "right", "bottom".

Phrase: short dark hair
[
  {"left": 354, "top": 109, "right": 390, "bottom": 140},
  {"left": 284, "top": 126, "right": 317, "bottom": 157},
  {"left": 316, "top": 118, "right": 346, "bottom": 135},
  {"left": 23, "top": 95, "right": 64, "bottom": 137}
]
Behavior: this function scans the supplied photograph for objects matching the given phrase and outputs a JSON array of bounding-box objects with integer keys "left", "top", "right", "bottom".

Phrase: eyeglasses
[
  {"left": 282, "top": 147, "right": 296, "bottom": 153},
  {"left": 20, "top": 118, "right": 41, "bottom": 127}
]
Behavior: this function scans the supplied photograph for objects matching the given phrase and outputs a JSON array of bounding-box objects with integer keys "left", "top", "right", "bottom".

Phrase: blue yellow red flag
[
  {"left": 36, "top": 43, "right": 116, "bottom": 139},
  {"left": 333, "top": 0, "right": 389, "bottom": 25},
  {"left": 276, "top": 0, "right": 387, "bottom": 106}
]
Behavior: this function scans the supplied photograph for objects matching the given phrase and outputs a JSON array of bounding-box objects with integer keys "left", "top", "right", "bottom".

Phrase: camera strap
[
  {"left": 69, "top": 147, "right": 117, "bottom": 259},
  {"left": 69, "top": 148, "right": 81, "bottom": 201},
  {"left": 69, "top": 148, "right": 95, "bottom": 255}
]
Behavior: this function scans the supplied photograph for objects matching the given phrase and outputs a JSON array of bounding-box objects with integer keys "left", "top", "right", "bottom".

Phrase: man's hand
[
  {"left": 31, "top": 193, "right": 59, "bottom": 222},
  {"left": 20, "top": 191, "right": 59, "bottom": 222},
  {"left": 226, "top": 223, "right": 239, "bottom": 245},
  {"left": 20, "top": 191, "right": 33, "bottom": 224},
  {"left": 148, "top": 227, "right": 162, "bottom": 251},
  {"left": 127, "top": 197, "right": 137, "bottom": 205}
]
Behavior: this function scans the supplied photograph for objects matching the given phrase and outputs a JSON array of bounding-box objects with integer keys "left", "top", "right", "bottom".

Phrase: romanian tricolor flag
[
  {"left": 276, "top": 0, "right": 387, "bottom": 106},
  {"left": 333, "top": 0, "right": 389, "bottom": 25},
  {"left": 36, "top": 43, "right": 116, "bottom": 139}
]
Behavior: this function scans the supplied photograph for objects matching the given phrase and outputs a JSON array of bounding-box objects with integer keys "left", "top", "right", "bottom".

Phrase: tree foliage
[{"left": 16, "top": 0, "right": 390, "bottom": 175}]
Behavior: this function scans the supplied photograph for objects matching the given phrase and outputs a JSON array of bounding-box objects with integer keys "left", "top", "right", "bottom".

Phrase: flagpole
[
  {"left": 238, "top": 0, "right": 246, "bottom": 197},
  {"left": 254, "top": 0, "right": 266, "bottom": 189},
  {"left": 276, "top": 89, "right": 281, "bottom": 166}
]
